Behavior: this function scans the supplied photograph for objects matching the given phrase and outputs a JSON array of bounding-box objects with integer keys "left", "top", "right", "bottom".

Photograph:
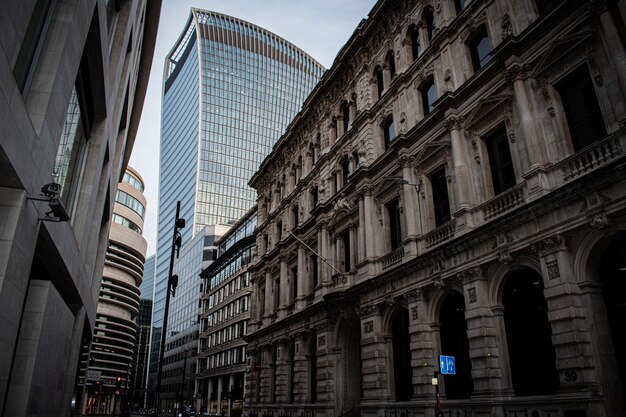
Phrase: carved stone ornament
[
  {"left": 363, "top": 320, "right": 374, "bottom": 334},
  {"left": 531, "top": 234, "right": 567, "bottom": 258},
  {"left": 318, "top": 335, "right": 326, "bottom": 347},
  {"left": 468, "top": 287, "right": 477, "bottom": 304},
  {"left": 411, "top": 306, "right": 418, "bottom": 320},
  {"left": 501, "top": 13, "right": 512, "bottom": 39},
  {"left": 546, "top": 260, "right": 560, "bottom": 280},
  {"left": 359, "top": 304, "right": 378, "bottom": 317},
  {"left": 432, "top": 275, "right": 445, "bottom": 289},
  {"left": 444, "top": 115, "right": 464, "bottom": 131},
  {"left": 405, "top": 288, "right": 423, "bottom": 302},
  {"left": 458, "top": 266, "right": 483, "bottom": 284},
  {"left": 464, "top": 95, "right": 513, "bottom": 135}
]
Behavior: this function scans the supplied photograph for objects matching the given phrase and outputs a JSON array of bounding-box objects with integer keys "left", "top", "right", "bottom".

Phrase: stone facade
[
  {"left": 246, "top": 1, "right": 626, "bottom": 417},
  {"left": 0, "top": 1, "right": 160, "bottom": 416}
]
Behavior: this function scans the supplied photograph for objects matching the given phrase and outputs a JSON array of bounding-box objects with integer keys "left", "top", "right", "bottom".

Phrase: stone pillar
[
  {"left": 288, "top": 171, "right": 296, "bottom": 194},
  {"left": 382, "top": 63, "right": 391, "bottom": 92},
  {"left": 460, "top": 267, "right": 506, "bottom": 394},
  {"left": 207, "top": 379, "right": 214, "bottom": 413},
  {"left": 279, "top": 258, "right": 288, "bottom": 318},
  {"left": 329, "top": 120, "right": 337, "bottom": 146},
  {"left": 363, "top": 186, "right": 380, "bottom": 259},
  {"left": 349, "top": 98, "right": 357, "bottom": 124},
  {"left": 507, "top": 63, "right": 546, "bottom": 170},
  {"left": 228, "top": 374, "right": 235, "bottom": 417},
  {"left": 531, "top": 234, "right": 597, "bottom": 393},
  {"left": 264, "top": 271, "right": 272, "bottom": 322},
  {"left": 358, "top": 194, "right": 367, "bottom": 261},
  {"left": 337, "top": 115, "right": 345, "bottom": 137},
  {"left": 293, "top": 332, "right": 309, "bottom": 402},
  {"left": 594, "top": 1, "right": 626, "bottom": 102},
  {"left": 275, "top": 341, "right": 289, "bottom": 403},
  {"left": 401, "top": 158, "right": 419, "bottom": 238},
  {"left": 445, "top": 116, "right": 473, "bottom": 211},
  {"left": 358, "top": 304, "right": 391, "bottom": 401},
  {"left": 312, "top": 325, "right": 335, "bottom": 404},
  {"left": 217, "top": 376, "right": 224, "bottom": 414},
  {"left": 296, "top": 245, "right": 306, "bottom": 308},
  {"left": 406, "top": 289, "right": 435, "bottom": 398},
  {"left": 320, "top": 225, "right": 331, "bottom": 286}
]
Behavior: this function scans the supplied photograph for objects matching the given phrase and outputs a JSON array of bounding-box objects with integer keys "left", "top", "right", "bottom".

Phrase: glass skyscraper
[{"left": 150, "top": 9, "right": 324, "bottom": 405}]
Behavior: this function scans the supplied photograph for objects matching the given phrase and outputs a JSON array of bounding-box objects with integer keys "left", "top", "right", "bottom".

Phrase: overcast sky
[{"left": 130, "top": 0, "right": 377, "bottom": 256}]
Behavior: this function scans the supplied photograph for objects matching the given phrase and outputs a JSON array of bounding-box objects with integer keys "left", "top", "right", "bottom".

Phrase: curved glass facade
[{"left": 151, "top": 9, "right": 324, "bottom": 401}]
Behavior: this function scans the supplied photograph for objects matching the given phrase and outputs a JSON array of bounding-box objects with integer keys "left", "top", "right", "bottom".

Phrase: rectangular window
[
  {"left": 422, "top": 78, "right": 436, "bottom": 115},
  {"left": 386, "top": 198, "right": 402, "bottom": 250},
  {"left": 341, "top": 230, "right": 351, "bottom": 272},
  {"left": 274, "top": 278, "right": 280, "bottom": 312},
  {"left": 291, "top": 266, "right": 298, "bottom": 300},
  {"left": 431, "top": 167, "right": 451, "bottom": 227},
  {"left": 556, "top": 65, "right": 607, "bottom": 151},
  {"left": 485, "top": 126, "right": 516, "bottom": 194},
  {"left": 310, "top": 254, "right": 318, "bottom": 289},
  {"left": 292, "top": 205, "right": 299, "bottom": 228}
]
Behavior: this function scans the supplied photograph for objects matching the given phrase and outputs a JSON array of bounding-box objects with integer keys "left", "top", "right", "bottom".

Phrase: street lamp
[{"left": 155, "top": 201, "right": 186, "bottom": 414}]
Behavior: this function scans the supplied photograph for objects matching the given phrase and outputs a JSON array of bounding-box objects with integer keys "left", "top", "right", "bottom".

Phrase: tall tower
[{"left": 150, "top": 9, "right": 325, "bottom": 402}]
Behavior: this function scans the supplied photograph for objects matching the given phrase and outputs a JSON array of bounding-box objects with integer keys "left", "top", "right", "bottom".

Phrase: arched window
[
  {"left": 342, "top": 101, "right": 350, "bottom": 132},
  {"left": 392, "top": 309, "right": 413, "bottom": 401},
  {"left": 439, "top": 291, "right": 473, "bottom": 398},
  {"left": 503, "top": 268, "right": 558, "bottom": 395},
  {"left": 468, "top": 25, "right": 492, "bottom": 71},
  {"left": 383, "top": 117, "right": 395, "bottom": 148},
  {"left": 375, "top": 66, "right": 384, "bottom": 99},
  {"left": 424, "top": 6, "right": 436, "bottom": 41},
  {"left": 421, "top": 76, "right": 437, "bottom": 116},
  {"left": 409, "top": 25, "right": 420, "bottom": 60},
  {"left": 387, "top": 50, "right": 396, "bottom": 78}
]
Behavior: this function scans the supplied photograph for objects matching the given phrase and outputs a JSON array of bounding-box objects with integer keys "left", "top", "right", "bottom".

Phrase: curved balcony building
[{"left": 82, "top": 167, "right": 148, "bottom": 414}]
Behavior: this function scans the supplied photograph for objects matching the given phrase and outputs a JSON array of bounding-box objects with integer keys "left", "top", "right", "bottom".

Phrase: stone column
[
  {"left": 363, "top": 186, "right": 380, "bottom": 259},
  {"left": 359, "top": 304, "right": 390, "bottom": 401},
  {"left": 217, "top": 376, "right": 224, "bottom": 413},
  {"left": 406, "top": 289, "right": 435, "bottom": 398},
  {"left": 531, "top": 234, "right": 597, "bottom": 393},
  {"left": 264, "top": 271, "right": 272, "bottom": 322},
  {"left": 296, "top": 245, "right": 306, "bottom": 308},
  {"left": 227, "top": 374, "right": 235, "bottom": 417},
  {"left": 207, "top": 378, "right": 214, "bottom": 413},
  {"left": 337, "top": 115, "right": 345, "bottom": 137},
  {"left": 593, "top": 0, "right": 626, "bottom": 101},
  {"left": 320, "top": 224, "right": 331, "bottom": 286},
  {"left": 358, "top": 194, "right": 367, "bottom": 261},
  {"left": 279, "top": 257, "right": 288, "bottom": 318},
  {"left": 445, "top": 115, "right": 473, "bottom": 211},
  {"left": 382, "top": 63, "right": 391, "bottom": 91},
  {"left": 293, "top": 332, "right": 309, "bottom": 402},
  {"left": 506, "top": 63, "right": 546, "bottom": 170},
  {"left": 288, "top": 171, "right": 296, "bottom": 194},
  {"left": 460, "top": 267, "right": 506, "bottom": 394},
  {"left": 275, "top": 341, "right": 289, "bottom": 403},
  {"left": 400, "top": 155, "right": 422, "bottom": 254},
  {"left": 329, "top": 120, "right": 337, "bottom": 146},
  {"left": 349, "top": 97, "right": 357, "bottom": 124}
]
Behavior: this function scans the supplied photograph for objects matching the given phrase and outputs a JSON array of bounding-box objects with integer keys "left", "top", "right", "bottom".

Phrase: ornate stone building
[{"left": 246, "top": 1, "right": 626, "bottom": 417}]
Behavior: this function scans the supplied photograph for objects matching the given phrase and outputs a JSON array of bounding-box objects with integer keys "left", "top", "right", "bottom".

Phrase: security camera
[{"left": 41, "top": 182, "right": 61, "bottom": 198}]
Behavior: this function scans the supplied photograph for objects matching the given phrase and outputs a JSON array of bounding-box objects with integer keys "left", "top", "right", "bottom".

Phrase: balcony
[
  {"left": 422, "top": 220, "right": 455, "bottom": 249},
  {"left": 479, "top": 183, "right": 526, "bottom": 221},
  {"left": 558, "top": 133, "right": 624, "bottom": 182},
  {"left": 380, "top": 247, "right": 404, "bottom": 270}
]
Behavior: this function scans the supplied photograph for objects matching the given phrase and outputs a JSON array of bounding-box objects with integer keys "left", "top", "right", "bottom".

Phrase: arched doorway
[
  {"left": 598, "top": 238, "right": 626, "bottom": 400},
  {"left": 340, "top": 317, "right": 362, "bottom": 413},
  {"left": 503, "top": 268, "right": 558, "bottom": 395},
  {"left": 439, "top": 291, "right": 473, "bottom": 398},
  {"left": 391, "top": 308, "right": 413, "bottom": 401}
]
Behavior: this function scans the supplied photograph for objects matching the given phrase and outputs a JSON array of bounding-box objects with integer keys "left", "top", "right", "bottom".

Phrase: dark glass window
[
  {"left": 310, "top": 187, "right": 318, "bottom": 210},
  {"left": 383, "top": 118, "right": 395, "bottom": 148},
  {"left": 277, "top": 221, "right": 282, "bottom": 240},
  {"left": 421, "top": 77, "right": 436, "bottom": 115},
  {"left": 425, "top": 7, "right": 436, "bottom": 41},
  {"left": 387, "top": 51, "right": 396, "bottom": 78},
  {"left": 431, "top": 167, "right": 451, "bottom": 226},
  {"left": 387, "top": 198, "right": 402, "bottom": 250},
  {"left": 274, "top": 278, "right": 280, "bottom": 312},
  {"left": 376, "top": 66, "right": 384, "bottom": 98},
  {"left": 486, "top": 126, "right": 516, "bottom": 194},
  {"left": 556, "top": 65, "right": 607, "bottom": 151},
  {"left": 469, "top": 26, "right": 492, "bottom": 71},
  {"left": 341, "top": 230, "right": 351, "bottom": 272},
  {"left": 392, "top": 310, "right": 413, "bottom": 401},
  {"left": 410, "top": 27, "right": 421, "bottom": 60},
  {"left": 342, "top": 103, "right": 350, "bottom": 132},
  {"left": 13, "top": 0, "right": 53, "bottom": 92},
  {"left": 291, "top": 267, "right": 298, "bottom": 300},
  {"left": 342, "top": 157, "right": 350, "bottom": 186},
  {"left": 455, "top": 0, "right": 466, "bottom": 14},
  {"left": 503, "top": 269, "right": 558, "bottom": 395},
  {"left": 292, "top": 205, "right": 299, "bottom": 228}
]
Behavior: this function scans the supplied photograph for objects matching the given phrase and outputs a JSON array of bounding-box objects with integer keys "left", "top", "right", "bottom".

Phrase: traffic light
[{"left": 115, "top": 376, "right": 122, "bottom": 395}]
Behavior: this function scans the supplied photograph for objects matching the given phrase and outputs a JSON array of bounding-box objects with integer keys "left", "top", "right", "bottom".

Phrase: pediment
[
  {"left": 414, "top": 140, "right": 450, "bottom": 170},
  {"left": 531, "top": 31, "right": 595, "bottom": 81},
  {"left": 328, "top": 196, "right": 356, "bottom": 228},
  {"left": 464, "top": 95, "right": 512, "bottom": 133}
]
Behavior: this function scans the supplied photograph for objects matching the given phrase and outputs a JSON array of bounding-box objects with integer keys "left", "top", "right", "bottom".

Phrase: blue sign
[{"left": 439, "top": 355, "right": 456, "bottom": 375}]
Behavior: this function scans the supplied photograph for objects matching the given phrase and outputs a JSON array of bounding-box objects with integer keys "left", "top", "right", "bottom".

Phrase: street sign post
[{"left": 439, "top": 355, "right": 456, "bottom": 375}]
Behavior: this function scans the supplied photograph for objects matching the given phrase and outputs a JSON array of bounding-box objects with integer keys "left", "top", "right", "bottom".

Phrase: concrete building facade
[
  {"left": 197, "top": 207, "right": 257, "bottom": 416},
  {"left": 246, "top": 1, "right": 626, "bottom": 417},
  {"left": 132, "top": 253, "right": 155, "bottom": 410},
  {"left": 0, "top": 1, "right": 160, "bottom": 416}
]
